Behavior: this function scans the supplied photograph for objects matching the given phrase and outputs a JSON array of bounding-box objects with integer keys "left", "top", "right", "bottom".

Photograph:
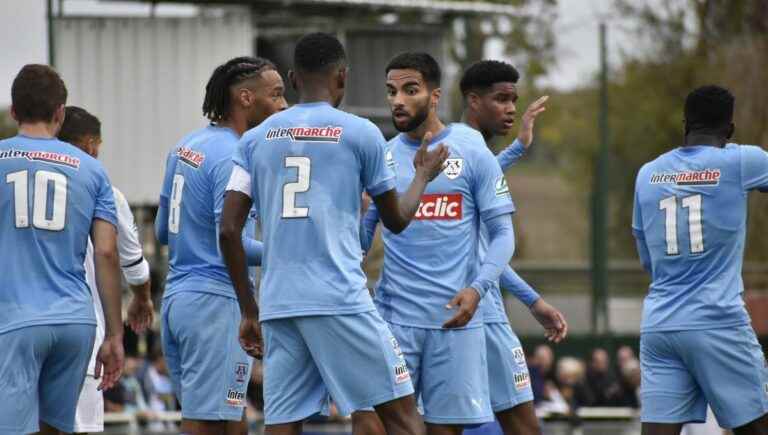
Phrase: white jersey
[{"left": 84, "top": 186, "right": 150, "bottom": 375}]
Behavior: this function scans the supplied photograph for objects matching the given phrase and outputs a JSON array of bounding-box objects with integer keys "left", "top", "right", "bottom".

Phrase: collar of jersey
[
  {"left": 399, "top": 125, "right": 453, "bottom": 148},
  {"left": 294, "top": 101, "right": 333, "bottom": 108},
  {"left": 17, "top": 134, "right": 57, "bottom": 141}
]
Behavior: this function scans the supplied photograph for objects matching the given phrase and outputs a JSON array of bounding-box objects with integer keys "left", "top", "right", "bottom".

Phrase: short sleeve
[
  {"left": 233, "top": 134, "right": 252, "bottom": 171},
  {"left": 740, "top": 145, "right": 768, "bottom": 191},
  {"left": 472, "top": 146, "right": 516, "bottom": 221},
  {"left": 211, "top": 155, "right": 235, "bottom": 223},
  {"left": 93, "top": 164, "right": 118, "bottom": 228},
  {"left": 159, "top": 150, "right": 176, "bottom": 208},
  {"left": 359, "top": 122, "right": 396, "bottom": 197}
]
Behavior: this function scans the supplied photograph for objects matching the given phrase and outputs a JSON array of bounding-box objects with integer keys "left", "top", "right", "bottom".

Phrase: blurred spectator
[
  {"left": 140, "top": 348, "right": 177, "bottom": 431},
  {"left": 529, "top": 344, "right": 555, "bottom": 404},
  {"left": 615, "top": 358, "right": 641, "bottom": 408},
  {"left": 103, "top": 355, "right": 148, "bottom": 412},
  {"left": 616, "top": 345, "right": 637, "bottom": 379},
  {"left": 586, "top": 348, "right": 623, "bottom": 406},
  {"left": 556, "top": 357, "right": 593, "bottom": 412}
]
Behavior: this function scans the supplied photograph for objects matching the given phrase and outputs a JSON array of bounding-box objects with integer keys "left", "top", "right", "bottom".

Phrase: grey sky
[{"left": 0, "top": 0, "right": 629, "bottom": 106}]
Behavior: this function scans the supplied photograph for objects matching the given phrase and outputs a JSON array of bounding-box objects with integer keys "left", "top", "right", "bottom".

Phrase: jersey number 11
[{"left": 659, "top": 194, "right": 704, "bottom": 255}]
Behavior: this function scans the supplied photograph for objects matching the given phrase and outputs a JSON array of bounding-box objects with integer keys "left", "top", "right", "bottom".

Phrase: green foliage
[
  {"left": 0, "top": 111, "right": 16, "bottom": 140},
  {"left": 544, "top": 0, "right": 768, "bottom": 260}
]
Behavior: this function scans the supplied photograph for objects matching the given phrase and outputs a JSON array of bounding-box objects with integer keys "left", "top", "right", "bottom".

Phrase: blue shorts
[
  {"left": 389, "top": 323, "right": 493, "bottom": 425},
  {"left": 641, "top": 325, "right": 768, "bottom": 429},
  {"left": 485, "top": 323, "right": 533, "bottom": 412},
  {"left": 0, "top": 324, "right": 95, "bottom": 434},
  {"left": 161, "top": 292, "right": 253, "bottom": 421},
  {"left": 262, "top": 311, "right": 414, "bottom": 425}
]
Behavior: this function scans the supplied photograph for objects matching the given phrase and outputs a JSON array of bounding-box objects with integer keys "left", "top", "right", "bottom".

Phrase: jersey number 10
[
  {"left": 659, "top": 194, "right": 704, "bottom": 255},
  {"left": 6, "top": 170, "right": 67, "bottom": 231}
]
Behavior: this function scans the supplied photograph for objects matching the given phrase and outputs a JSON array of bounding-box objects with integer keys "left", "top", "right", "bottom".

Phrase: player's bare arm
[
  {"left": 219, "top": 190, "right": 262, "bottom": 358},
  {"left": 372, "top": 131, "right": 449, "bottom": 233},
  {"left": 517, "top": 95, "right": 548, "bottom": 149},
  {"left": 91, "top": 218, "right": 125, "bottom": 391}
]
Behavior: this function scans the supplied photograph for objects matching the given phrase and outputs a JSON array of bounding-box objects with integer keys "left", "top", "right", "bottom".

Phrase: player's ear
[
  {"left": 288, "top": 70, "right": 298, "bottom": 92},
  {"left": 336, "top": 66, "right": 347, "bottom": 90},
  {"left": 726, "top": 122, "right": 735, "bottom": 140},
  {"left": 466, "top": 92, "right": 480, "bottom": 111},
  {"left": 9, "top": 105, "right": 18, "bottom": 123},
  {"left": 52, "top": 104, "right": 66, "bottom": 132},
  {"left": 431, "top": 87, "right": 441, "bottom": 110}
]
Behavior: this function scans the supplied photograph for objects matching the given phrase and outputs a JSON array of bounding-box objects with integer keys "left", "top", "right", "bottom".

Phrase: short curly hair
[{"left": 459, "top": 60, "right": 519, "bottom": 96}]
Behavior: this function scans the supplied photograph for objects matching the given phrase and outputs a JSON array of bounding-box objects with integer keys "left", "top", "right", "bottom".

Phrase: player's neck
[
  {"left": 406, "top": 115, "right": 445, "bottom": 143},
  {"left": 684, "top": 133, "right": 727, "bottom": 148},
  {"left": 297, "top": 87, "right": 335, "bottom": 106},
  {"left": 217, "top": 117, "right": 246, "bottom": 137},
  {"left": 461, "top": 110, "right": 493, "bottom": 142},
  {"left": 17, "top": 122, "right": 58, "bottom": 139}
]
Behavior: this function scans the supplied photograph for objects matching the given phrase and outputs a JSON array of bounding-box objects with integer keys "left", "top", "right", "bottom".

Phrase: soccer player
[
  {"left": 633, "top": 85, "right": 768, "bottom": 435},
  {"left": 0, "top": 64, "right": 124, "bottom": 435},
  {"left": 57, "top": 106, "right": 154, "bottom": 434},
  {"left": 219, "top": 33, "right": 448, "bottom": 435},
  {"left": 356, "top": 52, "right": 516, "bottom": 435},
  {"left": 155, "top": 56, "right": 285, "bottom": 435},
  {"left": 459, "top": 59, "right": 567, "bottom": 435}
]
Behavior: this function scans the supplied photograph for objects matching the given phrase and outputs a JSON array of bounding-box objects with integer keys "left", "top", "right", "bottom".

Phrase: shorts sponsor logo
[
  {"left": 226, "top": 389, "right": 245, "bottom": 406},
  {"left": 176, "top": 147, "right": 205, "bottom": 169},
  {"left": 495, "top": 176, "right": 510, "bottom": 197},
  {"left": 415, "top": 193, "right": 462, "bottom": 220},
  {"left": 0, "top": 148, "right": 80, "bottom": 169},
  {"left": 511, "top": 347, "right": 526, "bottom": 367},
  {"left": 394, "top": 362, "right": 410, "bottom": 384},
  {"left": 442, "top": 158, "right": 464, "bottom": 179},
  {"left": 235, "top": 362, "right": 248, "bottom": 383},
  {"left": 266, "top": 126, "right": 343, "bottom": 143},
  {"left": 514, "top": 371, "right": 530, "bottom": 391},
  {"left": 650, "top": 169, "right": 721, "bottom": 186}
]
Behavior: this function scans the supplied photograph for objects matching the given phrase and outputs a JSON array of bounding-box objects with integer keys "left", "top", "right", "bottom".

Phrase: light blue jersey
[
  {"left": 374, "top": 124, "right": 515, "bottom": 329},
  {"left": 234, "top": 102, "right": 395, "bottom": 321},
  {"left": 158, "top": 125, "right": 243, "bottom": 299},
  {"left": 633, "top": 144, "right": 768, "bottom": 332},
  {"left": 0, "top": 135, "right": 117, "bottom": 334}
]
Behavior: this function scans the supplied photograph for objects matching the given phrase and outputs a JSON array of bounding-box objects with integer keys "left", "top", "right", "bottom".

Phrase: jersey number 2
[
  {"left": 282, "top": 157, "right": 310, "bottom": 218},
  {"left": 6, "top": 170, "right": 67, "bottom": 231},
  {"left": 659, "top": 194, "right": 704, "bottom": 255}
]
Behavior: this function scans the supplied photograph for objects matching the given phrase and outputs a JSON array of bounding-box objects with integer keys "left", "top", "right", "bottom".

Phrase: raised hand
[
  {"left": 529, "top": 298, "right": 568, "bottom": 343},
  {"left": 443, "top": 288, "right": 482, "bottom": 328},
  {"left": 414, "top": 131, "right": 450, "bottom": 182},
  {"left": 518, "top": 95, "right": 549, "bottom": 148}
]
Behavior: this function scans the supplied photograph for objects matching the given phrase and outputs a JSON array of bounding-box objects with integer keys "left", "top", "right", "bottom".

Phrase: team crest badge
[
  {"left": 443, "top": 158, "right": 464, "bottom": 179},
  {"left": 235, "top": 363, "right": 248, "bottom": 383}
]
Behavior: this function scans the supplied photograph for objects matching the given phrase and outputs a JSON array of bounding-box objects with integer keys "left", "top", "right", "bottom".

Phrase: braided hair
[{"left": 202, "top": 56, "right": 276, "bottom": 122}]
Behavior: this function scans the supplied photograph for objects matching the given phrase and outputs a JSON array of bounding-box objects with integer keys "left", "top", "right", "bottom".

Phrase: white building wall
[{"left": 54, "top": 13, "right": 253, "bottom": 204}]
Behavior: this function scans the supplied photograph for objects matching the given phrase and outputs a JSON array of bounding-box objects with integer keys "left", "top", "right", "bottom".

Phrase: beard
[{"left": 392, "top": 100, "right": 430, "bottom": 133}]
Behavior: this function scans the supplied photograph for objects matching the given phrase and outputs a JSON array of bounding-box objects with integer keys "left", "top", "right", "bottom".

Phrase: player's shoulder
[{"left": 448, "top": 123, "right": 494, "bottom": 163}]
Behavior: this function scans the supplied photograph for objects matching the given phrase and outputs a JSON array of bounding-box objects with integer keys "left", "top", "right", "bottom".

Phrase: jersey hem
[
  {"left": 0, "top": 318, "right": 96, "bottom": 335},
  {"left": 640, "top": 319, "right": 749, "bottom": 333},
  {"left": 382, "top": 318, "right": 485, "bottom": 330},
  {"left": 260, "top": 305, "right": 376, "bottom": 321}
]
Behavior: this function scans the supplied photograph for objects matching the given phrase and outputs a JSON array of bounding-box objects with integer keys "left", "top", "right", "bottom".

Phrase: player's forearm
[
  {"left": 92, "top": 223, "right": 124, "bottom": 338},
  {"left": 221, "top": 229, "right": 258, "bottom": 317},
  {"left": 393, "top": 172, "right": 429, "bottom": 230},
  {"left": 500, "top": 265, "right": 540, "bottom": 307},
  {"left": 496, "top": 139, "right": 526, "bottom": 171},
  {"left": 128, "top": 279, "right": 151, "bottom": 302},
  {"left": 471, "top": 214, "right": 515, "bottom": 297},
  {"left": 220, "top": 192, "right": 259, "bottom": 317}
]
